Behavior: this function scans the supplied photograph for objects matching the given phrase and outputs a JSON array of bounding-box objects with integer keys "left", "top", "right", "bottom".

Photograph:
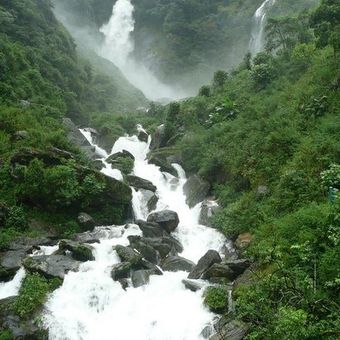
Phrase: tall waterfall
[
  {"left": 40, "top": 128, "right": 226, "bottom": 339},
  {"left": 249, "top": 0, "right": 276, "bottom": 55},
  {"left": 100, "top": 0, "right": 182, "bottom": 101}
]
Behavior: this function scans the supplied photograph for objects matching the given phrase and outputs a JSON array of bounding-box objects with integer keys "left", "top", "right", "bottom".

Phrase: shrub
[{"left": 203, "top": 286, "right": 228, "bottom": 313}]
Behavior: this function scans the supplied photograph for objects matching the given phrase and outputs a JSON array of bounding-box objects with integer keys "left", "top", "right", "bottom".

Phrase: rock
[
  {"left": 183, "top": 175, "right": 210, "bottom": 208},
  {"left": 23, "top": 255, "right": 80, "bottom": 280},
  {"left": 8, "top": 236, "right": 56, "bottom": 251},
  {"left": 199, "top": 200, "right": 221, "bottom": 227},
  {"left": 188, "top": 250, "right": 222, "bottom": 279},
  {"left": 59, "top": 240, "right": 94, "bottom": 262},
  {"left": 140, "top": 190, "right": 159, "bottom": 212},
  {"left": 128, "top": 237, "right": 160, "bottom": 264},
  {"left": 210, "top": 316, "right": 249, "bottom": 340},
  {"left": 202, "top": 263, "right": 235, "bottom": 282},
  {"left": 118, "top": 278, "right": 130, "bottom": 290},
  {"left": 140, "top": 259, "right": 163, "bottom": 275},
  {"left": 84, "top": 128, "right": 99, "bottom": 136},
  {"left": 106, "top": 151, "right": 135, "bottom": 175},
  {"left": 150, "top": 125, "right": 166, "bottom": 150},
  {"left": 147, "top": 150, "right": 178, "bottom": 176},
  {"left": 235, "top": 233, "right": 252, "bottom": 250},
  {"left": 14, "top": 130, "right": 29, "bottom": 141},
  {"left": 0, "top": 250, "right": 27, "bottom": 273},
  {"left": 233, "top": 266, "right": 255, "bottom": 291},
  {"left": 0, "top": 265, "right": 18, "bottom": 282},
  {"left": 92, "top": 159, "right": 104, "bottom": 171},
  {"left": 224, "top": 259, "right": 251, "bottom": 277},
  {"left": 126, "top": 175, "right": 157, "bottom": 192},
  {"left": 131, "top": 270, "right": 151, "bottom": 288},
  {"left": 201, "top": 324, "right": 214, "bottom": 339},
  {"left": 136, "top": 220, "right": 165, "bottom": 238},
  {"left": 182, "top": 279, "right": 204, "bottom": 292},
  {"left": 161, "top": 256, "right": 195, "bottom": 272},
  {"left": 147, "top": 210, "right": 179, "bottom": 233},
  {"left": 114, "top": 245, "right": 143, "bottom": 265},
  {"left": 111, "top": 262, "right": 132, "bottom": 281},
  {"left": 77, "top": 212, "right": 96, "bottom": 231},
  {"left": 138, "top": 130, "right": 149, "bottom": 143}
]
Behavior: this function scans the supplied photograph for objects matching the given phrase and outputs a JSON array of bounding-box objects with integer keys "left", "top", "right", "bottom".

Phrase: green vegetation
[
  {"left": 204, "top": 286, "right": 228, "bottom": 314},
  {"left": 158, "top": 0, "right": 340, "bottom": 336},
  {"left": 12, "top": 273, "right": 61, "bottom": 318}
]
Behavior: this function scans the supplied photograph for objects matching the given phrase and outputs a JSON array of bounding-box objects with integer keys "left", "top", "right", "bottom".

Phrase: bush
[
  {"left": 4, "top": 206, "right": 28, "bottom": 231},
  {"left": 203, "top": 286, "right": 228, "bottom": 313}
]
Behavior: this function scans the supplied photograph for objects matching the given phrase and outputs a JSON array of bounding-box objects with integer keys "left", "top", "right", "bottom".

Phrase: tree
[{"left": 213, "top": 70, "right": 228, "bottom": 90}]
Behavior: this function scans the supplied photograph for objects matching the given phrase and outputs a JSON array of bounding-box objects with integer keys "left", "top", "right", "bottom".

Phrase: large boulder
[
  {"left": 136, "top": 220, "right": 165, "bottom": 238},
  {"left": 106, "top": 150, "right": 135, "bottom": 175},
  {"left": 210, "top": 316, "right": 249, "bottom": 340},
  {"left": 199, "top": 200, "right": 221, "bottom": 227},
  {"left": 77, "top": 212, "right": 95, "bottom": 231},
  {"left": 235, "top": 233, "right": 252, "bottom": 251},
  {"left": 224, "top": 259, "right": 251, "bottom": 277},
  {"left": 128, "top": 237, "right": 160, "bottom": 265},
  {"left": 147, "top": 210, "right": 179, "bottom": 233},
  {"left": 111, "top": 262, "right": 132, "bottom": 281},
  {"left": 140, "top": 190, "right": 159, "bottom": 212},
  {"left": 23, "top": 255, "right": 80, "bottom": 280},
  {"left": 126, "top": 175, "right": 157, "bottom": 192},
  {"left": 147, "top": 148, "right": 179, "bottom": 176},
  {"left": 183, "top": 175, "right": 210, "bottom": 208},
  {"left": 188, "top": 250, "right": 222, "bottom": 279},
  {"left": 0, "top": 250, "right": 27, "bottom": 274},
  {"left": 114, "top": 245, "right": 142, "bottom": 265},
  {"left": 137, "top": 130, "right": 149, "bottom": 143},
  {"left": 0, "top": 265, "right": 18, "bottom": 282},
  {"left": 201, "top": 263, "right": 235, "bottom": 283},
  {"left": 161, "top": 256, "right": 195, "bottom": 272},
  {"left": 59, "top": 240, "right": 94, "bottom": 262}
]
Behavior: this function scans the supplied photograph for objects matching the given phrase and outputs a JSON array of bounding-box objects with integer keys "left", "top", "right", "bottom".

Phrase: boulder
[
  {"left": 128, "top": 238, "right": 160, "bottom": 264},
  {"left": 131, "top": 270, "right": 151, "bottom": 288},
  {"left": 201, "top": 263, "right": 235, "bottom": 282},
  {"left": 59, "top": 240, "right": 94, "bottom": 262},
  {"left": 77, "top": 212, "right": 96, "bottom": 231},
  {"left": 161, "top": 256, "right": 195, "bottom": 272},
  {"left": 126, "top": 175, "right": 157, "bottom": 192},
  {"left": 0, "top": 265, "right": 18, "bottom": 282},
  {"left": 183, "top": 175, "right": 210, "bottom": 208},
  {"left": 114, "top": 245, "right": 143, "bottom": 265},
  {"left": 92, "top": 159, "right": 104, "bottom": 171},
  {"left": 136, "top": 220, "right": 165, "bottom": 238},
  {"left": 199, "top": 200, "right": 221, "bottom": 227},
  {"left": 138, "top": 130, "right": 149, "bottom": 143},
  {"left": 147, "top": 150, "right": 178, "bottom": 176},
  {"left": 188, "top": 250, "right": 222, "bottom": 279},
  {"left": 23, "top": 255, "right": 80, "bottom": 280},
  {"left": 106, "top": 151, "right": 135, "bottom": 175},
  {"left": 140, "top": 190, "right": 159, "bottom": 212},
  {"left": 150, "top": 125, "right": 166, "bottom": 150},
  {"left": 111, "top": 262, "right": 132, "bottom": 281},
  {"left": 182, "top": 279, "right": 204, "bottom": 292},
  {"left": 210, "top": 316, "right": 249, "bottom": 340},
  {"left": 147, "top": 210, "right": 179, "bottom": 233},
  {"left": 224, "top": 259, "right": 251, "bottom": 277},
  {"left": 235, "top": 233, "right": 252, "bottom": 250},
  {"left": 1, "top": 250, "right": 27, "bottom": 273}
]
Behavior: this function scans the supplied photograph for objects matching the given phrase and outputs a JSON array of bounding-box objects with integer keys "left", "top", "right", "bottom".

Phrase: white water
[
  {"left": 43, "top": 127, "right": 226, "bottom": 339},
  {"left": 249, "top": 0, "right": 276, "bottom": 55},
  {"left": 99, "top": 0, "right": 184, "bottom": 101}
]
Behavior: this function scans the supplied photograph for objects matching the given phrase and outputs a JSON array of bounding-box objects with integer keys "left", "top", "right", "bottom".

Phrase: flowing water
[
  {"left": 249, "top": 0, "right": 277, "bottom": 54},
  {"left": 99, "top": 0, "right": 184, "bottom": 101},
  {"left": 40, "top": 128, "right": 226, "bottom": 339}
]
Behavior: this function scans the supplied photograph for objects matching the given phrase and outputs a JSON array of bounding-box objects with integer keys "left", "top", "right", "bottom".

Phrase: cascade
[
  {"left": 99, "top": 0, "right": 182, "bottom": 101},
  {"left": 40, "top": 127, "right": 226, "bottom": 339},
  {"left": 249, "top": 0, "right": 277, "bottom": 55}
]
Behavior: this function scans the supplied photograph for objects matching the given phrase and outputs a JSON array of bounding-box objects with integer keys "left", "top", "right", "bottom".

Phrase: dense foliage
[{"left": 159, "top": 0, "right": 340, "bottom": 336}]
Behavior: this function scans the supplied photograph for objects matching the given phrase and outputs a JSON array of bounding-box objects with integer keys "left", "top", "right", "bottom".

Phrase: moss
[{"left": 204, "top": 286, "right": 228, "bottom": 314}]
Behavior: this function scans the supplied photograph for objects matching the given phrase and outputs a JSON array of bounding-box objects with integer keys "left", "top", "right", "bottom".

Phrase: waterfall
[
  {"left": 41, "top": 127, "right": 227, "bottom": 339},
  {"left": 99, "top": 0, "right": 183, "bottom": 101},
  {"left": 249, "top": 0, "right": 276, "bottom": 55}
]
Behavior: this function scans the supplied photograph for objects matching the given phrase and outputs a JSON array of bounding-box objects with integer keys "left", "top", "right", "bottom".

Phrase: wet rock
[
  {"left": 106, "top": 151, "right": 135, "bottom": 175},
  {"left": 111, "top": 262, "right": 132, "bottom": 281},
  {"left": 131, "top": 270, "right": 152, "bottom": 288},
  {"left": 8, "top": 237, "right": 55, "bottom": 251},
  {"left": 23, "top": 255, "right": 80, "bottom": 280},
  {"left": 201, "top": 324, "right": 214, "bottom": 339},
  {"left": 140, "top": 190, "right": 159, "bottom": 212},
  {"left": 129, "top": 237, "right": 160, "bottom": 264},
  {"left": 235, "top": 233, "right": 252, "bottom": 250},
  {"left": 147, "top": 210, "right": 179, "bottom": 233},
  {"left": 77, "top": 212, "right": 96, "bottom": 231},
  {"left": 233, "top": 265, "right": 256, "bottom": 291},
  {"left": 188, "top": 250, "right": 222, "bottom": 279},
  {"left": 140, "top": 259, "right": 163, "bottom": 275},
  {"left": 202, "top": 263, "right": 235, "bottom": 282},
  {"left": 1, "top": 249, "right": 29, "bottom": 273},
  {"left": 150, "top": 125, "right": 166, "bottom": 150},
  {"left": 182, "top": 279, "right": 204, "bottom": 292},
  {"left": 118, "top": 278, "right": 130, "bottom": 290},
  {"left": 147, "top": 150, "right": 178, "bottom": 176},
  {"left": 183, "top": 175, "right": 210, "bottom": 208},
  {"left": 14, "top": 130, "right": 29, "bottom": 141},
  {"left": 136, "top": 220, "right": 165, "bottom": 238},
  {"left": 114, "top": 245, "right": 143, "bottom": 265},
  {"left": 138, "top": 130, "right": 149, "bottom": 143},
  {"left": 126, "top": 175, "right": 157, "bottom": 192},
  {"left": 210, "top": 315, "right": 249, "bottom": 340},
  {"left": 199, "top": 200, "right": 221, "bottom": 227},
  {"left": 59, "top": 240, "right": 94, "bottom": 262},
  {"left": 224, "top": 259, "right": 251, "bottom": 277},
  {"left": 161, "top": 256, "right": 195, "bottom": 272},
  {"left": 0, "top": 265, "right": 18, "bottom": 282},
  {"left": 92, "top": 159, "right": 104, "bottom": 171}
]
